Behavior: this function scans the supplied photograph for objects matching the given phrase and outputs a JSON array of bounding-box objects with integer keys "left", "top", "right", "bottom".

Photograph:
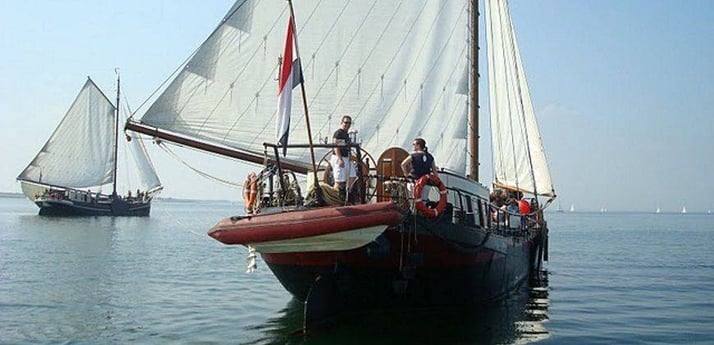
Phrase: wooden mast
[
  {"left": 468, "top": 0, "right": 480, "bottom": 181},
  {"left": 112, "top": 69, "right": 120, "bottom": 197},
  {"left": 287, "top": 0, "right": 321, "bottom": 193}
]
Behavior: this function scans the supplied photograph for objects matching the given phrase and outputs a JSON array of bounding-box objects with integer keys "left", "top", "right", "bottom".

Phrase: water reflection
[{"left": 258, "top": 273, "right": 550, "bottom": 345}]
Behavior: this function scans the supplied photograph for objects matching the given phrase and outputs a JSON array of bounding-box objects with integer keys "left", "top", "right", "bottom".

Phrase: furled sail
[
  {"left": 136, "top": 0, "right": 470, "bottom": 174},
  {"left": 18, "top": 78, "right": 116, "bottom": 188},
  {"left": 485, "top": 0, "right": 555, "bottom": 196}
]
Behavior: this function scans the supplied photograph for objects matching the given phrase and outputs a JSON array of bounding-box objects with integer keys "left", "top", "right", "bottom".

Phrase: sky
[{"left": 1, "top": 0, "right": 712, "bottom": 213}]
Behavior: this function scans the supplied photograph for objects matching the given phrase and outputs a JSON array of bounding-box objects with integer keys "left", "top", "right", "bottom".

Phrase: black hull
[
  {"left": 262, "top": 215, "right": 542, "bottom": 310},
  {"left": 35, "top": 198, "right": 151, "bottom": 217}
]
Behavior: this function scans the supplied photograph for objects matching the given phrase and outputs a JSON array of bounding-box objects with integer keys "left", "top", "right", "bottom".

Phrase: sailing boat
[
  {"left": 17, "top": 76, "right": 162, "bottom": 216},
  {"left": 681, "top": 206, "right": 687, "bottom": 214},
  {"left": 126, "top": 0, "right": 555, "bottom": 325}
]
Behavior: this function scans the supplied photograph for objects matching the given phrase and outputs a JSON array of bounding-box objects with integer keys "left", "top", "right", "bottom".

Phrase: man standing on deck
[{"left": 331, "top": 115, "right": 357, "bottom": 201}]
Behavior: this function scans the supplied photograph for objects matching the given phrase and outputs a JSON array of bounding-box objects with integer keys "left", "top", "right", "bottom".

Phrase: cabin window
[
  {"left": 464, "top": 196, "right": 475, "bottom": 227},
  {"left": 476, "top": 199, "right": 484, "bottom": 227}
]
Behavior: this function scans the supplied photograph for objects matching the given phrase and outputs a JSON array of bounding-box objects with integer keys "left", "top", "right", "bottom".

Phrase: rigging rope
[{"left": 157, "top": 142, "right": 244, "bottom": 190}]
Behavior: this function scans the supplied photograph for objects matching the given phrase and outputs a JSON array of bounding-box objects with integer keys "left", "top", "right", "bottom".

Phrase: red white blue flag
[{"left": 276, "top": 15, "right": 302, "bottom": 157}]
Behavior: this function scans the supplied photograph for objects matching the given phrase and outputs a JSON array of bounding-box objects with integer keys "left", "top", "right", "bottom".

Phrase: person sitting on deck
[{"left": 519, "top": 195, "right": 532, "bottom": 215}]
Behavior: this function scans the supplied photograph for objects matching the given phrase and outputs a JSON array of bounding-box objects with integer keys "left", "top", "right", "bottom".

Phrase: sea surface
[{"left": 1, "top": 196, "right": 713, "bottom": 345}]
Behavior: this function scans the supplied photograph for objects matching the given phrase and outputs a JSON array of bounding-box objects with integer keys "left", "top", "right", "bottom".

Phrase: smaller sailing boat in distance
[
  {"left": 681, "top": 206, "right": 687, "bottom": 214},
  {"left": 656, "top": 207, "right": 661, "bottom": 214},
  {"left": 17, "top": 75, "right": 163, "bottom": 216},
  {"left": 569, "top": 204, "right": 575, "bottom": 212}
]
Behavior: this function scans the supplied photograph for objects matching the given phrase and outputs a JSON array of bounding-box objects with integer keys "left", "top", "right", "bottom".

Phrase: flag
[{"left": 276, "top": 15, "right": 303, "bottom": 157}]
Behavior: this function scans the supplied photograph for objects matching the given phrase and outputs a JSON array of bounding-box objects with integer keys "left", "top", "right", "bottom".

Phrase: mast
[
  {"left": 112, "top": 69, "right": 120, "bottom": 197},
  {"left": 287, "top": 0, "right": 320, "bottom": 191},
  {"left": 468, "top": 0, "right": 479, "bottom": 181}
]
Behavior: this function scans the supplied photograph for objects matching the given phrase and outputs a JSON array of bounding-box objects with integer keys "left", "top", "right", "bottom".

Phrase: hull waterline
[{"left": 35, "top": 198, "right": 151, "bottom": 217}]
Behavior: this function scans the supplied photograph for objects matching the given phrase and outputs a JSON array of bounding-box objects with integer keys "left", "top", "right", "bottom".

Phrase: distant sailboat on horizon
[
  {"left": 656, "top": 207, "right": 661, "bottom": 214},
  {"left": 17, "top": 76, "right": 163, "bottom": 216},
  {"left": 681, "top": 206, "right": 687, "bottom": 214},
  {"left": 569, "top": 204, "right": 575, "bottom": 212}
]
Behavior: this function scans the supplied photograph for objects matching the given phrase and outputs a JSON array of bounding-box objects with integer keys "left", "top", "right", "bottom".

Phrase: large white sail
[
  {"left": 485, "top": 0, "right": 555, "bottom": 196},
  {"left": 138, "top": 1, "right": 470, "bottom": 174},
  {"left": 18, "top": 77, "right": 163, "bottom": 197},
  {"left": 18, "top": 78, "right": 116, "bottom": 189}
]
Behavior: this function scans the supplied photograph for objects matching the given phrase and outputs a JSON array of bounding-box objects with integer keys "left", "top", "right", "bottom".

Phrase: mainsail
[
  {"left": 133, "top": 1, "right": 470, "bottom": 174},
  {"left": 18, "top": 77, "right": 162, "bottom": 196},
  {"left": 485, "top": 0, "right": 554, "bottom": 196},
  {"left": 18, "top": 79, "right": 115, "bottom": 188}
]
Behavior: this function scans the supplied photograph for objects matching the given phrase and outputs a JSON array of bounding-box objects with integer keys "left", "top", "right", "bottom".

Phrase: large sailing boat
[
  {"left": 18, "top": 76, "right": 162, "bottom": 216},
  {"left": 126, "top": 0, "right": 555, "bottom": 325}
]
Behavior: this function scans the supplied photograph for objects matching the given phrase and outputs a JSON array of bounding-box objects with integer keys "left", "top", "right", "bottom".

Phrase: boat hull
[
  {"left": 35, "top": 198, "right": 151, "bottom": 217},
  {"left": 261, "top": 217, "right": 540, "bottom": 308}
]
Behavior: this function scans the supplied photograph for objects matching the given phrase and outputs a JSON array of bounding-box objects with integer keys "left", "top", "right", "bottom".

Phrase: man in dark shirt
[{"left": 331, "top": 115, "right": 357, "bottom": 199}]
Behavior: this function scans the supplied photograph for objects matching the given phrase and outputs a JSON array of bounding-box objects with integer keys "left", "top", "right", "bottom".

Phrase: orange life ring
[
  {"left": 414, "top": 174, "right": 447, "bottom": 218},
  {"left": 243, "top": 173, "right": 258, "bottom": 213}
]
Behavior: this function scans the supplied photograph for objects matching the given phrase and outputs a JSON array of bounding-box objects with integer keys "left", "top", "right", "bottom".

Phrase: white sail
[
  {"left": 117, "top": 129, "right": 163, "bottom": 194},
  {"left": 485, "top": 0, "right": 555, "bottom": 196},
  {"left": 138, "top": 1, "right": 470, "bottom": 174},
  {"left": 18, "top": 77, "right": 162, "bottom": 197},
  {"left": 18, "top": 78, "right": 116, "bottom": 188}
]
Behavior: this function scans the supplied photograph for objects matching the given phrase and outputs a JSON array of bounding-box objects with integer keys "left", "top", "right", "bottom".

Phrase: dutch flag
[{"left": 276, "top": 15, "right": 303, "bottom": 157}]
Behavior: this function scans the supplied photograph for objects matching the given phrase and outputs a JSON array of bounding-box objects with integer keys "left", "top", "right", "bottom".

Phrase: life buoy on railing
[
  {"left": 413, "top": 174, "right": 447, "bottom": 218},
  {"left": 243, "top": 172, "right": 258, "bottom": 214}
]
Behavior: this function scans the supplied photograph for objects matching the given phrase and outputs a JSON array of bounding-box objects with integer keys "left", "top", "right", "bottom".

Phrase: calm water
[{"left": 1, "top": 196, "right": 713, "bottom": 344}]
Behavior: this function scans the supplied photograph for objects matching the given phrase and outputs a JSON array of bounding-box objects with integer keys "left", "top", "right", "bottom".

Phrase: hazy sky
[{"left": 1, "top": 1, "right": 712, "bottom": 212}]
